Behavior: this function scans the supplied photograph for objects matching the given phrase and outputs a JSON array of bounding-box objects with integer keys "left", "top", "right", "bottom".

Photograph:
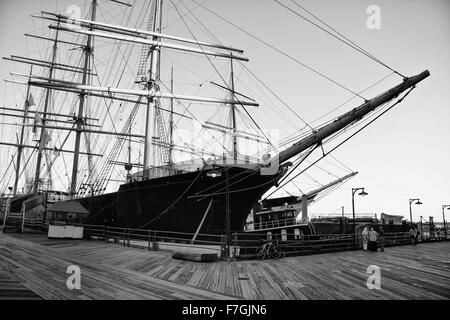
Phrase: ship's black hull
[{"left": 75, "top": 165, "right": 286, "bottom": 236}]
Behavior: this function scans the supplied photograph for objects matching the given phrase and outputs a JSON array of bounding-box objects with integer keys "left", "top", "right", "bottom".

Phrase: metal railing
[
  {"left": 82, "top": 224, "right": 223, "bottom": 246},
  {"left": 311, "top": 213, "right": 377, "bottom": 219},
  {"left": 18, "top": 220, "right": 450, "bottom": 261},
  {"left": 252, "top": 217, "right": 298, "bottom": 230},
  {"left": 230, "top": 231, "right": 449, "bottom": 260}
]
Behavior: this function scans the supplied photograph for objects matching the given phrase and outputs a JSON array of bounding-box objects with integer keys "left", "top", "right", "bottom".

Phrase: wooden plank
[
  {"left": 0, "top": 233, "right": 236, "bottom": 300},
  {"left": 172, "top": 252, "right": 218, "bottom": 262},
  {"left": 1, "top": 231, "right": 449, "bottom": 300}
]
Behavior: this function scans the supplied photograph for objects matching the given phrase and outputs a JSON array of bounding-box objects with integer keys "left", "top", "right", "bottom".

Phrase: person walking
[
  {"left": 368, "top": 227, "right": 378, "bottom": 252},
  {"left": 362, "top": 225, "right": 369, "bottom": 251},
  {"left": 378, "top": 226, "right": 385, "bottom": 252}
]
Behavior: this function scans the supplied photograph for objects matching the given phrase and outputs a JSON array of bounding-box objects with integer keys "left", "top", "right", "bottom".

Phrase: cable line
[
  {"left": 274, "top": 0, "right": 406, "bottom": 78},
  {"left": 264, "top": 86, "right": 415, "bottom": 197},
  {"left": 190, "top": 0, "right": 367, "bottom": 100}
]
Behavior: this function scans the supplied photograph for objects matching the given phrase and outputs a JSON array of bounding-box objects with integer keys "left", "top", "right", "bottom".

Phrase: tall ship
[{"left": 0, "top": 0, "right": 429, "bottom": 237}]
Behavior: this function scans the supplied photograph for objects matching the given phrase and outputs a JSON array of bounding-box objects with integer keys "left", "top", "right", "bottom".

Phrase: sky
[{"left": 0, "top": 0, "right": 449, "bottom": 223}]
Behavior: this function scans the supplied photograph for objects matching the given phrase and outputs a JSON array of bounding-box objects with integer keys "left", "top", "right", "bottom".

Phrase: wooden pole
[
  {"left": 70, "top": 0, "right": 97, "bottom": 196},
  {"left": 33, "top": 21, "right": 60, "bottom": 193},
  {"left": 13, "top": 66, "right": 32, "bottom": 196}
]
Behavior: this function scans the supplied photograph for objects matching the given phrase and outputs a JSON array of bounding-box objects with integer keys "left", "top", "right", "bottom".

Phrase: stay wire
[
  {"left": 179, "top": 0, "right": 313, "bottom": 131},
  {"left": 190, "top": 0, "right": 366, "bottom": 100},
  {"left": 281, "top": 0, "right": 406, "bottom": 78},
  {"left": 266, "top": 86, "right": 415, "bottom": 197},
  {"left": 171, "top": 0, "right": 275, "bottom": 150}
]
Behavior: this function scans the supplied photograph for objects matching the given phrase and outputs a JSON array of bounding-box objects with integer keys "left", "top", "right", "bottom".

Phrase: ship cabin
[
  {"left": 45, "top": 190, "right": 71, "bottom": 205},
  {"left": 246, "top": 196, "right": 314, "bottom": 241}
]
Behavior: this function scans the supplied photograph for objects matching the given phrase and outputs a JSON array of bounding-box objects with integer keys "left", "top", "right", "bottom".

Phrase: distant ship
[{"left": 245, "top": 183, "right": 410, "bottom": 240}]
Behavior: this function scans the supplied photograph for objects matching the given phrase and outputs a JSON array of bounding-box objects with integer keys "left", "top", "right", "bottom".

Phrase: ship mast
[
  {"left": 169, "top": 64, "right": 174, "bottom": 165},
  {"left": 12, "top": 66, "right": 33, "bottom": 196},
  {"left": 70, "top": 0, "right": 97, "bottom": 195},
  {"left": 143, "top": 0, "right": 163, "bottom": 178},
  {"left": 229, "top": 57, "right": 238, "bottom": 160},
  {"left": 33, "top": 19, "right": 60, "bottom": 193}
]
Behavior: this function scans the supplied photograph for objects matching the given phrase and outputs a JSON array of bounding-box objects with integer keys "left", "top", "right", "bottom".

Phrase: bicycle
[{"left": 256, "top": 239, "right": 284, "bottom": 260}]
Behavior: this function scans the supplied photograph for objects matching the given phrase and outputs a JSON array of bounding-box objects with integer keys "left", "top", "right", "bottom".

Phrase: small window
[{"left": 281, "top": 229, "right": 287, "bottom": 241}]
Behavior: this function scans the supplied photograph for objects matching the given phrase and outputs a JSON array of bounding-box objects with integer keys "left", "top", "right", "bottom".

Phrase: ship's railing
[
  {"left": 131, "top": 155, "right": 264, "bottom": 181},
  {"left": 310, "top": 213, "right": 377, "bottom": 219},
  {"left": 252, "top": 217, "right": 299, "bottom": 230}
]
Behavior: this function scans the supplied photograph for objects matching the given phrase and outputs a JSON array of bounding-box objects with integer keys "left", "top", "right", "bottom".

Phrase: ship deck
[{"left": 0, "top": 230, "right": 449, "bottom": 300}]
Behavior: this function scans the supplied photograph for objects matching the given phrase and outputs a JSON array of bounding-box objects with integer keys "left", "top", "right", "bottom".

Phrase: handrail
[
  {"left": 252, "top": 217, "right": 298, "bottom": 230},
  {"left": 19, "top": 220, "right": 448, "bottom": 261}
]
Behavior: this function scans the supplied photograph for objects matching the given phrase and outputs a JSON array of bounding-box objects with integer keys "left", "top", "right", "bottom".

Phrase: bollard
[
  {"left": 232, "top": 233, "right": 239, "bottom": 260},
  {"left": 148, "top": 230, "right": 152, "bottom": 251},
  {"left": 220, "top": 234, "right": 226, "bottom": 260}
]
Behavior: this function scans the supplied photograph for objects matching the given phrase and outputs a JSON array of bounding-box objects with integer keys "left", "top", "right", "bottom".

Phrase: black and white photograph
[{"left": 0, "top": 0, "right": 449, "bottom": 309}]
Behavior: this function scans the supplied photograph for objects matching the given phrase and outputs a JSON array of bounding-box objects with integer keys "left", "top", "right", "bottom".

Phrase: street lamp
[
  {"left": 80, "top": 183, "right": 96, "bottom": 218},
  {"left": 207, "top": 168, "right": 231, "bottom": 260},
  {"left": 442, "top": 205, "right": 450, "bottom": 239},
  {"left": 420, "top": 216, "right": 423, "bottom": 240},
  {"left": 409, "top": 198, "right": 422, "bottom": 227},
  {"left": 352, "top": 187, "right": 368, "bottom": 247}
]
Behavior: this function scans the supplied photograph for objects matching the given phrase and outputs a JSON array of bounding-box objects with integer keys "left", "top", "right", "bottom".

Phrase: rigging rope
[
  {"left": 179, "top": 0, "right": 313, "bottom": 132},
  {"left": 138, "top": 166, "right": 206, "bottom": 229},
  {"left": 278, "top": 0, "right": 406, "bottom": 78},
  {"left": 264, "top": 86, "right": 416, "bottom": 198},
  {"left": 190, "top": 0, "right": 366, "bottom": 100},
  {"left": 172, "top": 0, "right": 276, "bottom": 151}
]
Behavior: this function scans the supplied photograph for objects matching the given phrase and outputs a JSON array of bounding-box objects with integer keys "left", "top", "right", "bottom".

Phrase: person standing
[
  {"left": 414, "top": 227, "right": 420, "bottom": 245},
  {"left": 362, "top": 225, "right": 369, "bottom": 251},
  {"left": 409, "top": 227, "right": 416, "bottom": 245},
  {"left": 368, "top": 227, "right": 378, "bottom": 252},
  {"left": 378, "top": 226, "right": 385, "bottom": 252}
]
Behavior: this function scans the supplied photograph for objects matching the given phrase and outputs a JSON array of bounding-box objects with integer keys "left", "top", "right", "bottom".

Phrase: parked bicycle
[{"left": 256, "top": 239, "right": 284, "bottom": 260}]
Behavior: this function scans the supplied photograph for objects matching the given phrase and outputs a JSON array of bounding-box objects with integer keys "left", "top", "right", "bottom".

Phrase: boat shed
[{"left": 46, "top": 201, "right": 89, "bottom": 225}]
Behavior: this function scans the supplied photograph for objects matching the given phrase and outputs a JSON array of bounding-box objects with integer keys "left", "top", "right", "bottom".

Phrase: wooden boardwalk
[{"left": 1, "top": 231, "right": 449, "bottom": 300}]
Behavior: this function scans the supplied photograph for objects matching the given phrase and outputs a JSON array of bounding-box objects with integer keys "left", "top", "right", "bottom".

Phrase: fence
[
  {"left": 230, "top": 231, "right": 447, "bottom": 260},
  {"left": 17, "top": 220, "right": 450, "bottom": 261},
  {"left": 81, "top": 224, "right": 224, "bottom": 256}
]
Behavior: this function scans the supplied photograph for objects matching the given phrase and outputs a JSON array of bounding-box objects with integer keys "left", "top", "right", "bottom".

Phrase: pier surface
[{"left": 0, "top": 231, "right": 449, "bottom": 300}]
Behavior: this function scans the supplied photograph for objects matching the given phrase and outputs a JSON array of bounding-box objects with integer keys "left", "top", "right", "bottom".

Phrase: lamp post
[
  {"left": 420, "top": 216, "right": 423, "bottom": 240},
  {"left": 352, "top": 187, "right": 368, "bottom": 247},
  {"left": 80, "top": 183, "right": 96, "bottom": 220},
  {"left": 409, "top": 198, "right": 422, "bottom": 227},
  {"left": 225, "top": 168, "right": 231, "bottom": 259},
  {"left": 207, "top": 167, "right": 231, "bottom": 260},
  {"left": 442, "top": 205, "right": 450, "bottom": 239}
]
